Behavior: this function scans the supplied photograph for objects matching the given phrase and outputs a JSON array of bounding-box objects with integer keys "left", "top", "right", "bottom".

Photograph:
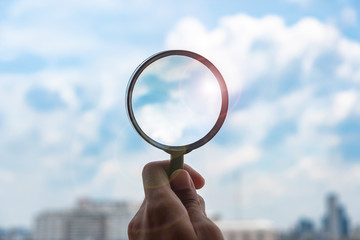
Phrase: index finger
[{"left": 142, "top": 160, "right": 205, "bottom": 199}]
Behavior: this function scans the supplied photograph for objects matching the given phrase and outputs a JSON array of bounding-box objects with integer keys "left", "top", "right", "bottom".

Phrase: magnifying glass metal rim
[{"left": 126, "top": 49, "right": 228, "bottom": 155}]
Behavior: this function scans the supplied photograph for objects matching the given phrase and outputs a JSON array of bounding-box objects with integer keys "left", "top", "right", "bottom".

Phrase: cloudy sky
[{"left": 0, "top": 0, "right": 359, "bottom": 230}]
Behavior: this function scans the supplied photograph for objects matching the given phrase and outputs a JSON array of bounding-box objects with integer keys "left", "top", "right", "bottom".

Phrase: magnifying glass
[{"left": 126, "top": 50, "right": 228, "bottom": 177}]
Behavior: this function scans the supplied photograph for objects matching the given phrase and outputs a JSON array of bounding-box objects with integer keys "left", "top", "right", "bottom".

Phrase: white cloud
[
  {"left": 0, "top": 1, "right": 144, "bottom": 225},
  {"left": 0, "top": 0, "right": 152, "bottom": 61},
  {"left": 286, "top": 156, "right": 330, "bottom": 181},
  {"left": 9, "top": 0, "right": 124, "bottom": 17},
  {"left": 0, "top": 169, "right": 15, "bottom": 183},
  {"left": 165, "top": 14, "right": 360, "bottom": 227},
  {"left": 292, "top": 89, "right": 358, "bottom": 134},
  {"left": 166, "top": 14, "right": 360, "bottom": 138},
  {"left": 228, "top": 101, "right": 279, "bottom": 144},
  {"left": 200, "top": 144, "right": 262, "bottom": 177},
  {"left": 336, "top": 38, "right": 360, "bottom": 83},
  {"left": 0, "top": 24, "right": 100, "bottom": 60},
  {"left": 331, "top": 90, "right": 358, "bottom": 124},
  {"left": 243, "top": 175, "right": 284, "bottom": 206},
  {"left": 340, "top": 7, "right": 357, "bottom": 26},
  {"left": 166, "top": 15, "right": 340, "bottom": 98}
]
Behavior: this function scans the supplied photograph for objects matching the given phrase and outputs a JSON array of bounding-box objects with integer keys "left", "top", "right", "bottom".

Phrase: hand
[{"left": 128, "top": 160, "right": 224, "bottom": 240}]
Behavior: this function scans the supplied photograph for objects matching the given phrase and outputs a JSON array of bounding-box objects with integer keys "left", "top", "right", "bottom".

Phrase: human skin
[{"left": 128, "top": 160, "right": 224, "bottom": 240}]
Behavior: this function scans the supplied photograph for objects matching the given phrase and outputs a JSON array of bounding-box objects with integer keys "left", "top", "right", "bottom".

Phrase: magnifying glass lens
[{"left": 132, "top": 55, "right": 222, "bottom": 146}]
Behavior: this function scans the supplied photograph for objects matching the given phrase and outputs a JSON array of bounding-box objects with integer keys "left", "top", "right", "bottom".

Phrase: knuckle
[
  {"left": 176, "top": 189, "right": 200, "bottom": 209},
  {"left": 128, "top": 218, "right": 134, "bottom": 231},
  {"left": 198, "top": 195, "right": 205, "bottom": 206},
  {"left": 142, "top": 160, "right": 168, "bottom": 179},
  {"left": 195, "top": 219, "right": 224, "bottom": 239},
  {"left": 146, "top": 199, "right": 163, "bottom": 213},
  {"left": 142, "top": 161, "right": 157, "bottom": 176},
  {"left": 127, "top": 216, "right": 139, "bottom": 237},
  {"left": 127, "top": 202, "right": 146, "bottom": 237}
]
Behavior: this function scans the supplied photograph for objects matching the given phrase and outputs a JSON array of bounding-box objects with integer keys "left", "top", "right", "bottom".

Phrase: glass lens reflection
[{"left": 132, "top": 55, "right": 221, "bottom": 146}]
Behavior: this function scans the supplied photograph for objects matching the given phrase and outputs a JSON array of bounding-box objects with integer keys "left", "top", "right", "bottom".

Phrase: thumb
[{"left": 170, "top": 170, "right": 205, "bottom": 220}]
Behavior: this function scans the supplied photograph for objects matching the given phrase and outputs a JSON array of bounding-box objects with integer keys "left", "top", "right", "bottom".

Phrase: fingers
[
  {"left": 170, "top": 170, "right": 206, "bottom": 221},
  {"left": 138, "top": 161, "right": 223, "bottom": 240},
  {"left": 142, "top": 160, "right": 205, "bottom": 199},
  {"left": 142, "top": 161, "right": 169, "bottom": 189},
  {"left": 183, "top": 164, "right": 205, "bottom": 190},
  {"left": 170, "top": 169, "right": 224, "bottom": 240},
  {"left": 134, "top": 161, "right": 201, "bottom": 240}
]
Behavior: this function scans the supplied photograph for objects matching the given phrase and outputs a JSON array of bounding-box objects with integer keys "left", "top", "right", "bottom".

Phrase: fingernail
[{"left": 170, "top": 170, "right": 194, "bottom": 190}]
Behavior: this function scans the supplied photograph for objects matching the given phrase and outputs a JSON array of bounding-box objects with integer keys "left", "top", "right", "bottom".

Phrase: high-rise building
[
  {"left": 281, "top": 217, "right": 319, "bottom": 240},
  {"left": 33, "top": 198, "right": 138, "bottom": 240},
  {"left": 0, "top": 229, "right": 5, "bottom": 240},
  {"left": 323, "top": 193, "right": 350, "bottom": 240},
  {"left": 295, "top": 218, "right": 316, "bottom": 239}
]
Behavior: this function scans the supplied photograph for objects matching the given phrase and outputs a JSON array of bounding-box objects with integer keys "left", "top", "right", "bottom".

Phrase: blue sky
[{"left": 0, "top": 0, "right": 360, "bottom": 230}]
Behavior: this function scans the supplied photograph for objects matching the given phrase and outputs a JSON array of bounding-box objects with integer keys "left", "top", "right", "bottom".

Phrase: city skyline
[
  {"left": 1, "top": 192, "right": 359, "bottom": 240},
  {"left": 0, "top": 189, "right": 358, "bottom": 232}
]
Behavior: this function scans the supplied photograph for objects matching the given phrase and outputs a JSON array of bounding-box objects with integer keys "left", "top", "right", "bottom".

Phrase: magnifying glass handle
[{"left": 168, "top": 153, "right": 184, "bottom": 178}]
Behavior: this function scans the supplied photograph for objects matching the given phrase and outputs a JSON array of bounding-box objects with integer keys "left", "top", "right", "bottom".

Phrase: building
[
  {"left": 279, "top": 218, "right": 318, "bottom": 240},
  {"left": 34, "top": 211, "right": 68, "bottom": 240},
  {"left": 0, "top": 229, "right": 5, "bottom": 240},
  {"left": 0, "top": 228, "right": 32, "bottom": 240},
  {"left": 75, "top": 199, "right": 134, "bottom": 240},
  {"left": 33, "top": 198, "right": 138, "bottom": 240},
  {"left": 351, "top": 226, "right": 360, "bottom": 240},
  {"left": 294, "top": 218, "right": 316, "bottom": 240},
  {"left": 215, "top": 219, "right": 278, "bottom": 240},
  {"left": 323, "top": 193, "right": 350, "bottom": 240},
  {"left": 67, "top": 209, "right": 106, "bottom": 240}
]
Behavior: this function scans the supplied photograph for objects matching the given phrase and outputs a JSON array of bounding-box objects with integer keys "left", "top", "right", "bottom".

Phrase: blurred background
[{"left": 0, "top": 0, "right": 359, "bottom": 239}]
